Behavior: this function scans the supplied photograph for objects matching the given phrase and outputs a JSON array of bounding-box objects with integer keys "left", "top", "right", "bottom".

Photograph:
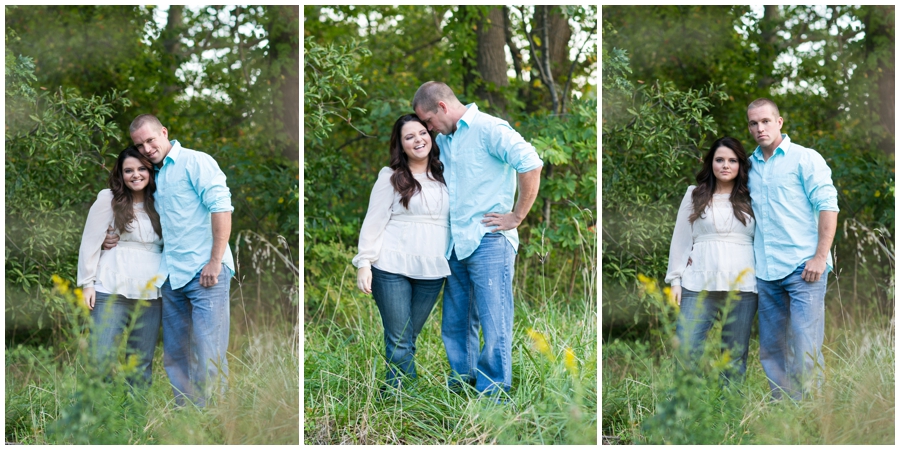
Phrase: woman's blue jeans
[
  {"left": 90, "top": 292, "right": 162, "bottom": 387},
  {"left": 676, "top": 288, "right": 758, "bottom": 384},
  {"left": 371, "top": 266, "right": 443, "bottom": 389}
]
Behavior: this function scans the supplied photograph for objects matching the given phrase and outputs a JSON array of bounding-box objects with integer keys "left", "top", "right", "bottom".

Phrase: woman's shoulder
[{"left": 96, "top": 189, "right": 114, "bottom": 202}]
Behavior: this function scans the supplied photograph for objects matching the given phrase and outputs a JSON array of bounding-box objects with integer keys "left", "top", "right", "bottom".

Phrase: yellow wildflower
[
  {"left": 527, "top": 328, "right": 555, "bottom": 361},
  {"left": 563, "top": 347, "right": 578, "bottom": 376}
]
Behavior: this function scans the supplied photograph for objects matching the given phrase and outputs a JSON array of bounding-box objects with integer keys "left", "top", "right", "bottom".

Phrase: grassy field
[
  {"left": 5, "top": 288, "right": 300, "bottom": 445},
  {"left": 303, "top": 264, "right": 598, "bottom": 444},
  {"left": 602, "top": 285, "right": 895, "bottom": 445}
]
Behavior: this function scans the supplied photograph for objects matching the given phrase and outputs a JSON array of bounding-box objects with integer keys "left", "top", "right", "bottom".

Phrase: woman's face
[
  {"left": 400, "top": 121, "right": 432, "bottom": 165},
  {"left": 712, "top": 146, "right": 739, "bottom": 184},
  {"left": 122, "top": 156, "right": 151, "bottom": 193}
]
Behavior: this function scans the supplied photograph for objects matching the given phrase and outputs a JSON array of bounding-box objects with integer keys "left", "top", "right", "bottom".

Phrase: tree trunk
[
  {"left": 475, "top": 7, "right": 509, "bottom": 113},
  {"left": 864, "top": 5, "right": 895, "bottom": 155},
  {"left": 456, "top": 6, "right": 478, "bottom": 98},
  {"left": 268, "top": 5, "right": 300, "bottom": 161},
  {"left": 161, "top": 6, "right": 184, "bottom": 97},
  {"left": 757, "top": 5, "right": 781, "bottom": 89}
]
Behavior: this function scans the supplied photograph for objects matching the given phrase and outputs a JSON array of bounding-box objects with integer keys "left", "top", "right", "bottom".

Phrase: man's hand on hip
[
  {"left": 200, "top": 261, "right": 222, "bottom": 287},
  {"left": 482, "top": 212, "right": 522, "bottom": 233},
  {"left": 801, "top": 256, "right": 827, "bottom": 283}
]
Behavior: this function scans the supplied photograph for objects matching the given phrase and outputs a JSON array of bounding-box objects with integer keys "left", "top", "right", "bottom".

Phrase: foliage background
[
  {"left": 304, "top": 5, "right": 598, "bottom": 444},
  {"left": 5, "top": 5, "right": 299, "bottom": 444},
  {"left": 601, "top": 6, "right": 894, "bottom": 444}
]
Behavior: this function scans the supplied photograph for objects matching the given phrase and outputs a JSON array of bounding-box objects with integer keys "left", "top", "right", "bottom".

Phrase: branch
[
  {"left": 517, "top": 6, "right": 555, "bottom": 111},
  {"left": 503, "top": 6, "right": 524, "bottom": 81},
  {"left": 335, "top": 133, "right": 374, "bottom": 152},
  {"left": 561, "top": 20, "right": 597, "bottom": 114}
]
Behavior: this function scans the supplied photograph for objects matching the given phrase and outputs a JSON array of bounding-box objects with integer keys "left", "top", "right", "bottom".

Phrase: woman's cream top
[
  {"left": 665, "top": 186, "right": 756, "bottom": 293},
  {"left": 352, "top": 167, "right": 450, "bottom": 279},
  {"left": 76, "top": 189, "right": 164, "bottom": 299}
]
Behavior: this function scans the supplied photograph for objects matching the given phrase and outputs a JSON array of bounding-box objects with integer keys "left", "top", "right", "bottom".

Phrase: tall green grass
[
  {"left": 5, "top": 234, "right": 300, "bottom": 444},
  {"left": 5, "top": 302, "right": 299, "bottom": 444},
  {"left": 304, "top": 292, "right": 596, "bottom": 444},
  {"left": 304, "top": 216, "right": 598, "bottom": 444},
  {"left": 602, "top": 276, "right": 895, "bottom": 445}
]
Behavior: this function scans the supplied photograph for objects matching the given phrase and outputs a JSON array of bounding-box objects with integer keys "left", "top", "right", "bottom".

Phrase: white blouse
[
  {"left": 352, "top": 167, "right": 450, "bottom": 279},
  {"left": 665, "top": 186, "right": 756, "bottom": 293},
  {"left": 76, "top": 189, "right": 164, "bottom": 299}
]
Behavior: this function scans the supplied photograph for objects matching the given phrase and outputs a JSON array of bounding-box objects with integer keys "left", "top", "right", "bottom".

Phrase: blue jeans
[
  {"left": 757, "top": 263, "right": 827, "bottom": 400},
  {"left": 161, "top": 264, "right": 231, "bottom": 407},
  {"left": 370, "top": 267, "right": 443, "bottom": 389},
  {"left": 675, "top": 289, "right": 758, "bottom": 383},
  {"left": 443, "top": 233, "right": 516, "bottom": 395},
  {"left": 90, "top": 292, "right": 161, "bottom": 387}
]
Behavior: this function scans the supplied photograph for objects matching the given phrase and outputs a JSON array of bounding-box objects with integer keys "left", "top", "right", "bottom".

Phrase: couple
[
  {"left": 352, "top": 81, "right": 543, "bottom": 398},
  {"left": 76, "top": 114, "right": 234, "bottom": 407},
  {"left": 666, "top": 98, "right": 839, "bottom": 400}
]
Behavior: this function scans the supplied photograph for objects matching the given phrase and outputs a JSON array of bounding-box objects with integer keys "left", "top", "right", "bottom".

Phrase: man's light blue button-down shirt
[
  {"left": 154, "top": 140, "right": 235, "bottom": 289},
  {"left": 748, "top": 134, "right": 839, "bottom": 281},
  {"left": 435, "top": 103, "right": 544, "bottom": 260}
]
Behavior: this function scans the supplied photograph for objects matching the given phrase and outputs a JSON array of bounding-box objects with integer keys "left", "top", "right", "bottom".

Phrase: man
[
  {"left": 746, "top": 98, "right": 839, "bottom": 400},
  {"left": 107, "top": 114, "right": 235, "bottom": 407},
  {"left": 412, "top": 81, "right": 543, "bottom": 397}
]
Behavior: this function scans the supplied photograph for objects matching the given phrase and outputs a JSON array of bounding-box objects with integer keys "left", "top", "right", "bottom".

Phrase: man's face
[
  {"left": 131, "top": 124, "right": 171, "bottom": 165},
  {"left": 747, "top": 105, "right": 783, "bottom": 150},
  {"left": 415, "top": 102, "right": 454, "bottom": 135}
]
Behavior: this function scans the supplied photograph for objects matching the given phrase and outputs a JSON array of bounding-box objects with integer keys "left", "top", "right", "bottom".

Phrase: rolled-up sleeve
[
  {"left": 803, "top": 152, "right": 839, "bottom": 213},
  {"left": 191, "top": 153, "right": 234, "bottom": 213},
  {"left": 665, "top": 186, "right": 695, "bottom": 287},
  {"left": 487, "top": 122, "right": 543, "bottom": 173}
]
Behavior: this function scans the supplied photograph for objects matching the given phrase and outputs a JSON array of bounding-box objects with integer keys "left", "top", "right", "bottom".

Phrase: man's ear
[
  {"left": 161, "top": 126, "right": 169, "bottom": 138},
  {"left": 438, "top": 101, "right": 448, "bottom": 113}
]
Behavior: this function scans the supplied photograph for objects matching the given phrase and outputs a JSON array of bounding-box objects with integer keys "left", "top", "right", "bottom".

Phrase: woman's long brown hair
[
  {"left": 108, "top": 146, "right": 163, "bottom": 237},
  {"left": 689, "top": 136, "right": 754, "bottom": 226},
  {"left": 388, "top": 114, "right": 445, "bottom": 208}
]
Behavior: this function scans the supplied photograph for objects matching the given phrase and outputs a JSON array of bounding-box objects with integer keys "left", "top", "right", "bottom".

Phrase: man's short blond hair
[
  {"left": 412, "top": 81, "right": 457, "bottom": 113},
  {"left": 129, "top": 114, "right": 164, "bottom": 134},
  {"left": 747, "top": 98, "right": 780, "bottom": 119}
]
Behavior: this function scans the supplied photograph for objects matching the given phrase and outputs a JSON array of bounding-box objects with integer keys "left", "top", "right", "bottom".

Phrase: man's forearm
[
  {"left": 814, "top": 210, "right": 838, "bottom": 260},
  {"left": 210, "top": 211, "right": 232, "bottom": 264},
  {"left": 513, "top": 167, "right": 542, "bottom": 221}
]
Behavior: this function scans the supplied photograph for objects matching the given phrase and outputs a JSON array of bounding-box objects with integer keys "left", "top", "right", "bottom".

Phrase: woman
[
  {"left": 353, "top": 114, "right": 450, "bottom": 392},
  {"left": 665, "top": 136, "right": 757, "bottom": 383},
  {"left": 77, "top": 146, "right": 164, "bottom": 387}
]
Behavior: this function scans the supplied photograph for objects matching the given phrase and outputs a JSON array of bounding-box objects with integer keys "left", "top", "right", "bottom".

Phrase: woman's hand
[
  {"left": 102, "top": 225, "right": 119, "bottom": 250},
  {"left": 357, "top": 267, "right": 372, "bottom": 294},
  {"left": 671, "top": 285, "right": 682, "bottom": 306},
  {"left": 82, "top": 286, "right": 96, "bottom": 310}
]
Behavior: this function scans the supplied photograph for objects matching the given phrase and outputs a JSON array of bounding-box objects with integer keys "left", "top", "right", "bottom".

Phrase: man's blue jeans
[
  {"left": 442, "top": 233, "right": 515, "bottom": 395},
  {"left": 161, "top": 264, "right": 231, "bottom": 407},
  {"left": 91, "top": 292, "right": 161, "bottom": 387},
  {"left": 757, "top": 263, "right": 827, "bottom": 400},
  {"left": 370, "top": 267, "right": 443, "bottom": 389},
  {"left": 675, "top": 289, "right": 758, "bottom": 384}
]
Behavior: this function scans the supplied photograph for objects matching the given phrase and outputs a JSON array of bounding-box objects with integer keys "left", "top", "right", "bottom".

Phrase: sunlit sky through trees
[{"left": 313, "top": 6, "right": 597, "bottom": 95}]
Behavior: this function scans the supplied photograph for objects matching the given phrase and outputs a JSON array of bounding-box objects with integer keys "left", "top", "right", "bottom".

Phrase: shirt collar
[
  {"left": 159, "top": 139, "right": 182, "bottom": 169},
  {"left": 752, "top": 134, "right": 791, "bottom": 161},
  {"left": 454, "top": 103, "right": 478, "bottom": 133}
]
